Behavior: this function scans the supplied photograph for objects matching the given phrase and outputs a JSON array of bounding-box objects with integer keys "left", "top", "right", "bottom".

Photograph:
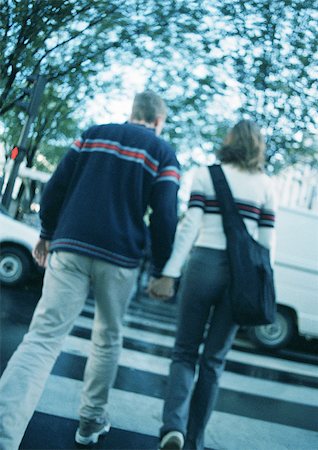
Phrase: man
[{"left": 0, "top": 91, "right": 180, "bottom": 449}]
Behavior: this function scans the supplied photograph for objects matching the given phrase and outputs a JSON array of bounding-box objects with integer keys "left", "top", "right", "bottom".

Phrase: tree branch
[
  {"left": 46, "top": 41, "right": 121, "bottom": 82},
  {"left": 34, "top": 6, "right": 120, "bottom": 70}
]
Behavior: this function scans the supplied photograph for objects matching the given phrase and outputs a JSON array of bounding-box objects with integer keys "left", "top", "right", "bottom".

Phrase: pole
[
  {"left": 1, "top": 118, "right": 33, "bottom": 209},
  {"left": 1, "top": 74, "right": 47, "bottom": 210}
]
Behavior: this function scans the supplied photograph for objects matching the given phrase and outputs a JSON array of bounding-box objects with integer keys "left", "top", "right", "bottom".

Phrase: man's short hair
[{"left": 131, "top": 91, "right": 167, "bottom": 123}]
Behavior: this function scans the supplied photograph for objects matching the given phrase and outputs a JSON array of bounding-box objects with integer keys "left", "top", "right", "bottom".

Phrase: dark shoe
[
  {"left": 75, "top": 416, "right": 111, "bottom": 445},
  {"left": 159, "top": 431, "right": 184, "bottom": 449}
]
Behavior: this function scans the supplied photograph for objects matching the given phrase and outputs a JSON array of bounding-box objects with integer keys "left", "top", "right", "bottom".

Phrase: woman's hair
[
  {"left": 131, "top": 90, "right": 167, "bottom": 123},
  {"left": 216, "top": 120, "right": 265, "bottom": 172}
]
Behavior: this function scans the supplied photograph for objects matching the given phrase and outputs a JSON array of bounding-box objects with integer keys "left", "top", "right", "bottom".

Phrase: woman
[{"left": 149, "top": 120, "right": 277, "bottom": 450}]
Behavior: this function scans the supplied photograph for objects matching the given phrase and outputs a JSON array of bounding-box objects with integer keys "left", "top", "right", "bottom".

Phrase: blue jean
[{"left": 161, "top": 247, "right": 239, "bottom": 450}]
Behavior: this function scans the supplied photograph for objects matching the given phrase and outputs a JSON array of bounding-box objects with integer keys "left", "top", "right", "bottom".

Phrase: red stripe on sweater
[
  {"left": 159, "top": 170, "right": 180, "bottom": 180},
  {"left": 82, "top": 142, "right": 158, "bottom": 172},
  {"left": 260, "top": 214, "right": 275, "bottom": 221}
]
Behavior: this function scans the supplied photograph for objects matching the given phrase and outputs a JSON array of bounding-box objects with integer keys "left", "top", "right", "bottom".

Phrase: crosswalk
[{"left": 21, "top": 295, "right": 318, "bottom": 450}]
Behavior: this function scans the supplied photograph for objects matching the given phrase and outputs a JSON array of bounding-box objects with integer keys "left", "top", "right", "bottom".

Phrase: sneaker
[
  {"left": 159, "top": 431, "right": 184, "bottom": 450},
  {"left": 75, "top": 416, "right": 111, "bottom": 445}
]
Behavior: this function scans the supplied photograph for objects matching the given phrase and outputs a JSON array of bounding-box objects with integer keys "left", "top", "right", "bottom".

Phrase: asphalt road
[{"left": 1, "top": 279, "right": 317, "bottom": 450}]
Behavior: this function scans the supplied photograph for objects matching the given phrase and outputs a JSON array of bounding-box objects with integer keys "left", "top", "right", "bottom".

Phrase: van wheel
[
  {"left": 247, "top": 308, "right": 295, "bottom": 349},
  {"left": 0, "top": 246, "right": 32, "bottom": 286}
]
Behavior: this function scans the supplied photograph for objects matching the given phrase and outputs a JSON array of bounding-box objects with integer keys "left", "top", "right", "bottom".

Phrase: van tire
[
  {"left": 0, "top": 245, "right": 32, "bottom": 286},
  {"left": 247, "top": 308, "right": 295, "bottom": 349}
]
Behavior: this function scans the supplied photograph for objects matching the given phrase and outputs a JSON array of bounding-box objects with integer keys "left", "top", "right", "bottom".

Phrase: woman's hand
[{"left": 147, "top": 276, "right": 175, "bottom": 300}]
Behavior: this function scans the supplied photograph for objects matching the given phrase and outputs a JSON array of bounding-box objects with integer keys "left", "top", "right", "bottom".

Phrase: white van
[{"left": 248, "top": 206, "right": 318, "bottom": 349}]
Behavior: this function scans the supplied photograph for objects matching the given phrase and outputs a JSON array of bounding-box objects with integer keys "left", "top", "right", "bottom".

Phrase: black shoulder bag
[{"left": 208, "top": 164, "right": 276, "bottom": 326}]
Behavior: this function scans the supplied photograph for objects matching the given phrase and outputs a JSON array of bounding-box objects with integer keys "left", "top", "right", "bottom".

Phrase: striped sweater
[
  {"left": 163, "top": 164, "right": 276, "bottom": 278},
  {"left": 40, "top": 122, "right": 180, "bottom": 275}
]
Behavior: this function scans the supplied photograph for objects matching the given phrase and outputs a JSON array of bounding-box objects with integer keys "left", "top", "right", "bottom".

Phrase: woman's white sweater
[{"left": 163, "top": 164, "right": 277, "bottom": 278}]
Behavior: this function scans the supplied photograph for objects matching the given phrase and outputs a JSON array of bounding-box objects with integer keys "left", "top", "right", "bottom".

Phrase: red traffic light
[{"left": 10, "top": 146, "right": 19, "bottom": 160}]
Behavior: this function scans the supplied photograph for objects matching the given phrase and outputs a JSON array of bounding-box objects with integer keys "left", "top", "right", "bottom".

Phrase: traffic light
[
  {"left": 17, "top": 74, "right": 47, "bottom": 118},
  {"left": 10, "top": 146, "right": 19, "bottom": 160}
]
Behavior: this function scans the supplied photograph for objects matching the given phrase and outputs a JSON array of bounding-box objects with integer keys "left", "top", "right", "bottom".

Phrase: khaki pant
[{"left": 0, "top": 251, "right": 138, "bottom": 450}]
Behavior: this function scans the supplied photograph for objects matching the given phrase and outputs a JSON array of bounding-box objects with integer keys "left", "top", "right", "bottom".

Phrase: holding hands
[{"left": 148, "top": 276, "right": 175, "bottom": 300}]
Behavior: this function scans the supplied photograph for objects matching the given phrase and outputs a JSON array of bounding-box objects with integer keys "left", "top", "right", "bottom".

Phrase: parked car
[
  {"left": 248, "top": 206, "right": 318, "bottom": 349},
  {"left": 0, "top": 205, "right": 40, "bottom": 286}
]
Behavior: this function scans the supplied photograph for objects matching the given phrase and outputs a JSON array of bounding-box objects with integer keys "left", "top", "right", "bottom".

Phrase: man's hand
[
  {"left": 148, "top": 276, "right": 175, "bottom": 300},
  {"left": 33, "top": 238, "right": 50, "bottom": 268}
]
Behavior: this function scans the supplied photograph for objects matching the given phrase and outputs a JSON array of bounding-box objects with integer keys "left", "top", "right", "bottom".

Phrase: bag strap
[{"left": 208, "top": 164, "right": 248, "bottom": 234}]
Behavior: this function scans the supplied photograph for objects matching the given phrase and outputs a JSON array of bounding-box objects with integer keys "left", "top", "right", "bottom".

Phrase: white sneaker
[
  {"left": 75, "top": 416, "right": 111, "bottom": 445},
  {"left": 159, "top": 431, "right": 184, "bottom": 449}
]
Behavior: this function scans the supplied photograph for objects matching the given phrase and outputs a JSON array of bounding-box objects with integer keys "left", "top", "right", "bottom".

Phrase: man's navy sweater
[{"left": 40, "top": 122, "right": 180, "bottom": 276}]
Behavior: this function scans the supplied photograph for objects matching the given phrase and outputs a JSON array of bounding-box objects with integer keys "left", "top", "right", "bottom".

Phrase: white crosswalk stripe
[
  {"left": 35, "top": 297, "right": 318, "bottom": 450},
  {"left": 37, "top": 375, "right": 318, "bottom": 450},
  {"left": 61, "top": 335, "right": 318, "bottom": 407}
]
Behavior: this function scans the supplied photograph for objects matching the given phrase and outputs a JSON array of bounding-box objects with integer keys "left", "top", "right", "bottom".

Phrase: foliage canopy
[{"left": 0, "top": 0, "right": 317, "bottom": 173}]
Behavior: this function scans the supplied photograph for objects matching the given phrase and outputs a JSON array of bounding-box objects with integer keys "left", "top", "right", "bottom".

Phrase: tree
[
  {"left": 118, "top": 0, "right": 317, "bottom": 172},
  {"left": 0, "top": 0, "right": 317, "bottom": 175},
  {"left": 0, "top": 0, "right": 223, "bottom": 168},
  {"left": 204, "top": 0, "right": 318, "bottom": 171}
]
